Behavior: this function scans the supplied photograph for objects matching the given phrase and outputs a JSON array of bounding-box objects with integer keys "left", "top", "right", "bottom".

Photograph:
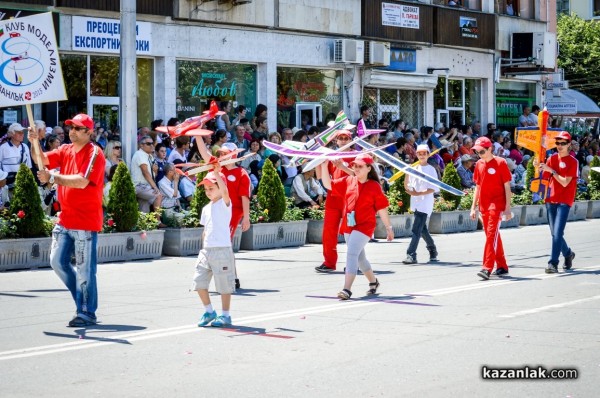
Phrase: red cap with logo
[
  {"left": 198, "top": 172, "right": 225, "bottom": 186},
  {"left": 65, "top": 114, "right": 94, "bottom": 130},
  {"left": 352, "top": 153, "right": 375, "bottom": 166},
  {"left": 555, "top": 131, "right": 572, "bottom": 142},
  {"left": 472, "top": 136, "right": 492, "bottom": 151}
]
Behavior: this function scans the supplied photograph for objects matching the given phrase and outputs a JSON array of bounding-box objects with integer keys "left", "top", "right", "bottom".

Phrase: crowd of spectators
[{"left": 1, "top": 102, "right": 599, "bottom": 222}]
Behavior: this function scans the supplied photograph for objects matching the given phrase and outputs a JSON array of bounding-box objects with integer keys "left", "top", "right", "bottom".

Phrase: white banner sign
[
  {"left": 545, "top": 101, "right": 577, "bottom": 115},
  {"left": 72, "top": 16, "right": 152, "bottom": 54},
  {"left": 382, "top": 3, "right": 420, "bottom": 29},
  {"left": 0, "top": 12, "right": 66, "bottom": 107}
]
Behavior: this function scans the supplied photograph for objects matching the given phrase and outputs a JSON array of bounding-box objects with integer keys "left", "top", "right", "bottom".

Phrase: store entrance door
[{"left": 89, "top": 97, "right": 119, "bottom": 132}]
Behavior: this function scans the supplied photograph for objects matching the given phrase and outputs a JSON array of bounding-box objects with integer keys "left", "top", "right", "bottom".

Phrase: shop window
[
  {"left": 519, "top": 0, "right": 534, "bottom": 19},
  {"left": 177, "top": 61, "right": 256, "bottom": 122},
  {"left": 362, "top": 88, "right": 424, "bottom": 130},
  {"left": 465, "top": 79, "right": 481, "bottom": 126},
  {"left": 495, "top": 81, "right": 535, "bottom": 131},
  {"left": 557, "top": 0, "right": 569, "bottom": 15},
  {"left": 595, "top": 0, "right": 600, "bottom": 17},
  {"left": 59, "top": 54, "right": 87, "bottom": 120},
  {"left": 90, "top": 56, "right": 119, "bottom": 97},
  {"left": 137, "top": 58, "right": 153, "bottom": 129},
  {"left": 434, "top": 77, "right": 480, "bottom": 127},
  {"left": 277, "top": 68, "right": 342, "bottom": 130}
]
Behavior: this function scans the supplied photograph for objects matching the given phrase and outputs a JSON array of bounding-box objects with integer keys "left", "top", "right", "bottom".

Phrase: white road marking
[
  {"left": 499, "top": 294, "right": 600, "bottom": 318},
  {"left": 1, "top": 265, "right": 599, "bottom": 361}
]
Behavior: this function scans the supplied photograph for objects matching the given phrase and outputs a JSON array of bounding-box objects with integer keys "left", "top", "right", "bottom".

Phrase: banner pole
[{"left": 25, "top": 104, "right": 44, "bottom": 170}]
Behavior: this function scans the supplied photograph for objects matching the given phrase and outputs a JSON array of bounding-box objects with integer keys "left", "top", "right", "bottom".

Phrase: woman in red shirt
[{"left": 320, "top": 154, "right": 394, "bottom": 300}]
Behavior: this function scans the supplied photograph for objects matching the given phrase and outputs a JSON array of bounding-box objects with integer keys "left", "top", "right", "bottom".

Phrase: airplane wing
[
  {"left": 281, "top": 140, "right": 306, "bottom": 150},
  {"left": 591, "top": 167, "right": 600, "bottom": 173},
  {"left": 355, "top": 119, "right": 386, "bottom": 138},
  {"left": 184, "top": 128, "right": 215, "bottom": 137},
  {"left": 186, "top": 152, "right": 253, "bottom": 176},
  {"left": 263, "top": 140, "right": 394, "bottom": 160},
  {"left": 355, "top": 139, "right": 465, "bottom": 196},
  {"left": 388, "top": 146, "right": 446, "bottom": 183},
  {"left": 301, "top": 138, "right": 358, "bottom": 172}
]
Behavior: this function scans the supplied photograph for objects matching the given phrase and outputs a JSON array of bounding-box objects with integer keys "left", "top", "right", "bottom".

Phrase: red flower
[
  {"left": 397, "top": 201, "right": 403, "bottom": 207},
  {"left": 107, "top": 219, "right": 115, "bottom": 227},
  {"left": 258, "top": 216, "right": 264, "bottom": 222},
  {"left": 17, "top": 210, "right": 26, "bottom": 219}
]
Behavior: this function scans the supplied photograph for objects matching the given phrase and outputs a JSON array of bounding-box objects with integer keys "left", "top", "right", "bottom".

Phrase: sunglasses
[
  {"left": 337, "top": 136, "right": 351, "bottom": 141},
  {"left": 141, "top": 142, "right": 153, "bottom": 146},
  {"left": 73, "top": 126, "right": 88, "bottom": 131},
  {"left": 555, "top": 141, "right": 569, "bottom": 146},
  {"left": 114, "top": 146, "right": 122, "bottom": 150},
  {"left": 476, "top": 149, "right": 488, "bottom": 155}
]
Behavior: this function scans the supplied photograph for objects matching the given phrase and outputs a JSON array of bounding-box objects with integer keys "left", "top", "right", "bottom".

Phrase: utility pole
[{"left": 120, "top": 0, "right": 137, "bottom": 165}]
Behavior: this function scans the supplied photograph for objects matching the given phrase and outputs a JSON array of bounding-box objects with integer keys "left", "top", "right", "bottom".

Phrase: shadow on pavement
[
  {"left": 217, "top": 325, "right": 297, "bottom": 339},
  {"left": 43, "top": 324, "right": 147, "bottom": 344}
]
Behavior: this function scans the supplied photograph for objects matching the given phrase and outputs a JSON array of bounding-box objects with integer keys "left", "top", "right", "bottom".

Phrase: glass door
[{"left": 89, "top": 98, "right": 119, "bottom": 132}]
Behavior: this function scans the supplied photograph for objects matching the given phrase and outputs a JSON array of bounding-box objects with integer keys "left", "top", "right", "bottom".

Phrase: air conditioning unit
[
  {"left": 333, "top": 39, "right": 364, "bottom": 64},
  {"left": 365, "top": 41, "right": 390, "bottom": 66},
  {"left": 510, "top": 32, "right": 556, "bottom": 69}
]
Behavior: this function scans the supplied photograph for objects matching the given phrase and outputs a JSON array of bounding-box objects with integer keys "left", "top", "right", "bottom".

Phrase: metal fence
[{"left": 362, "top": 87, "right": 425, "bottom": 130}]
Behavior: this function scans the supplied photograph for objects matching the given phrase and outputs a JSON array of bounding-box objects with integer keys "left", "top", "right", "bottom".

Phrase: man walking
[
  {"left": 29, "top": 114, "right": 106, "bottom": 327},
  {"left": 470, "top": 137, "right": 512, "bottom": 280}
]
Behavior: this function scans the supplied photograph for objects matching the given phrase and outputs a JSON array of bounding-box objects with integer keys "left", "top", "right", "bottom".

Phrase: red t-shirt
[
  {"left": 473, "top": 156, "right": 512, "bottom": 211},
  {"left": 336, "top": 176, "right": 389, "bottom": 236},
  {"left": 47, "top": 143, "right": 106, "bottom": 231},
  {"left": 543, "top": 153, "right": 578, "bottom": 206},
  {"left": 222, "top": 166, "right": 251, "bottom": 210}
]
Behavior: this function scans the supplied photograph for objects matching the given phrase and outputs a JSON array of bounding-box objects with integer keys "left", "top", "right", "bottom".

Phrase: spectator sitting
[
  {"left": 513, "top": 155, "right": 529, "bottom": 190},
  {"left": 239, "top": 118, "right": 253, "bottom": 141},
  {"left": 456, "top": 154, "right": 475, "bottom": 188},
  {"left": 154, "top": 143, "right": 168, "bottom": 183},
  {"left": 45, "top": 135, "right": 61, "bottom": 152},
  {"left": 307, "top": 126, "right": 320, "bottom": 140},
  {"left": 264, "top": 132, "right": 282, "bottom": 158},
  {"left": 0, "top": 123, "right": 32, "bottom": 191},
  {"left": 248, "top": 159, "right": 262, "bottom": 194},
  {"left": 252, "top": 117, "right": 269, "bottom": 141},
  {"left": 581, "top": 155, "right": 594, "bottom": 184},
  {"left": 103, "top": 140, "right": 122, "bottom": 182},
  {"left": 103, "top": 164, "right": 118, "bottom": 207},
  {"left": 403, "top": 132, "right": 417, "bottom": 163},
  {"left": 290, "top": 168, "right": 324, "bottom": 209},
  {"left": 0, "top": 170, "right": 7, "bottom": 207},
  {"left": 240, "top": 139, "right": 262, "bottom": 171},
  {"left": 158, "top": 163, "right": 186, "bottom": 223},
  {"left": 230, "top": 125, "right": 249, "bottom": 153},
  {"left": 292, "top": 129, "right": 308, "bottom": 143},
  {"left": 168, "top": 136, "right": 190, "bottom": 164},
  {"left": 281, "top": 127, "right": 294, "bottom": 142},
  {"left": 508, "top": 142, "right": 523, "bottom": 165},
  {"left": 130, "top": 135, "right": 163, "bottom": 212},
  {"left": 210, "top": 129, "right": 228, "bottom": 157}
]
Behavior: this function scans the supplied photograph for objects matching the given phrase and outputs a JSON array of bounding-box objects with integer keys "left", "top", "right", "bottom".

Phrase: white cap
[
  {"left": 291, "top": 127, "right": 302, "bottom": 134},
  {"left": 416, "top": 144, "right": 430, "bottom": 153},
  {"left": 8, "top": 123, "right": 25, "bottom": 133},
  {"left": 0, "top": 170, "right": 7, "bottom": 180},
  {"left": 220, "top": 142, "right": 238, "bottom": 152},
  {"left": 45, "top": 127, "right": 53, "bottom": 134}
]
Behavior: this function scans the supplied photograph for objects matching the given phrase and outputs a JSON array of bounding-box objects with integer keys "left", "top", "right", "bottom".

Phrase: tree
[
  {"left": 557, "top": 14, "right": 600, "bottom": 105},
  {"left": 9, "top": 164, "right": 46, "bottom": 238},
  {"left": 106, "top": 162, "right": 139, "bottom": 232},
  {"left": 440, "top": 162, "right": 462, "bottom": 210},
  {"left": 386, "top": 175, "right": 411, "bottom": 215},
  {"left": 257, "top": 159, "right": 286, "bottom": 222},
  {"left": 588, "top": 156, "right": 600, "bottom": 200},
  {"left": 188, "top": 170, "right": 210, "bottom": 226}
]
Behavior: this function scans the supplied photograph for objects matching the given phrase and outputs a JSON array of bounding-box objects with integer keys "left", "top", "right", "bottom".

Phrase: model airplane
[
  {"left": 516, "top": 108, "right": 565, "bottom": 201},
  {"left": 156, "top": 101, "right": 224, "bottom": 137},
  {"left": 263, "top": 140, "right": 394, "bottom": 160},
  {"left": 355, "top": 139, "right": 465, "bottom": 196},
  {"left": 180, "top": 149, "right": 252, "bottom": 176},
  {"left": 301, "top": 137, "right": 361, "bottom": 172},
  {"left": 387, "top": 146, "right": 446, "bottom": 183}
]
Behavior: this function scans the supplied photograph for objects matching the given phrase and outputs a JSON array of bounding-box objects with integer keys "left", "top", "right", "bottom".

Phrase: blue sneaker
[
  {"left": 197, "top": 311, "right": 217, "bottom": 327},
  {"left": 211, "top": 315, "right": 232, "bottom": 327}
]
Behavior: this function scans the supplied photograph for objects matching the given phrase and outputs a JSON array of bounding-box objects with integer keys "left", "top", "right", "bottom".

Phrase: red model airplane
[{"left": 156, "top": 101, "right": 224, "bottom": 137}]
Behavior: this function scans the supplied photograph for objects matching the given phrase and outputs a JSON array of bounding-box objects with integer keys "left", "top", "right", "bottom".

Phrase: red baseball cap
[
  {"left": 472, "top": 136, "right": 492, "bottom": 151},
  {"left": 198, "top": 172, "right": 225, "bottom": 186},
  {"left": 65, "top": 114, "right": 94, "bottom": 130},
  {"left": 555, "top": 131, "right": 572, "bottom": 142},
  {"left": 334, "top": 129, "right": 353, "bottom": 139},
  {"left": 352, "top": 153, "right": 374, "bottom": 166}
]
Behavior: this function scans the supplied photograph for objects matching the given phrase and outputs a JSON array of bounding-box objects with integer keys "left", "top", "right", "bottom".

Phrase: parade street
[{"left": 1, "top": 220, "right": 599, "bottom": 398}]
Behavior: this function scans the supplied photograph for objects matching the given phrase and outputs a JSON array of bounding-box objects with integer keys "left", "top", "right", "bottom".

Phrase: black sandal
[
  {"left": 367, "top": 279, "right": 380, "bottom": 295},
  {"left": 337, "top": 289, "right": 352, "bottom": 300}
]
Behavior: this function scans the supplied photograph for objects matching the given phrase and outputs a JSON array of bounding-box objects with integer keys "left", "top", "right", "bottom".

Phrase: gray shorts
[{"left": 192, "top": 247, "right": 235, "bottom": 294}]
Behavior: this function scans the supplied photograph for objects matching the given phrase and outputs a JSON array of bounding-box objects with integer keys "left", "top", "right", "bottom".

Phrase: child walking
[
  {"left": 402, "top": 144, "right": 439, "bottom": 264},
  {"left": 193, "top": 165, "right": 236, "bottom": 327},
  {"left": 320, "top": 154, "right": 394, "bottom": 300}
]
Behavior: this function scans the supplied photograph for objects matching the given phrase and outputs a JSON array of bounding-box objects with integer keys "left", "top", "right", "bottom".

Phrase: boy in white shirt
[
  {"left": 193, "top": 165, "right": 235, "bottom": 327},
  {"left": 403, "top": 144, "right": 440, "bottom": 264}
]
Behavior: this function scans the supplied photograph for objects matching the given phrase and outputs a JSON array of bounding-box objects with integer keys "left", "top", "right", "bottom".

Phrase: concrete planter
[
  {"left": 97, "top": 230, "right": 164, "bottom": 263},
  {"left": 567, "top": 201, "right": 588, "bottom": 222},
  {"left": 500, "top": 206, "right": 523, "bottom": 229},
  {"left": 375, "top": 214, "right": 413, "bottom": 238},
  {"left": 162, "top": 227, "right": 241, "bottom": 256},
  {"left": 241, "top": 220, "right": 308, "bottom": 250},
  {"left": 429, "top": 210, "right": 477, "bottom": 234},
  {"left": 520, "top": 204, "right": 547, "bottom": 226},
  {"left": 306, "top": 219, "right": 344, "bottom": 244},
  {"left": 587, "top": 200, "right": 600, "bottom": 219},
  {"left": 0, "top": 237, "right": 52, "bottom": 272}
]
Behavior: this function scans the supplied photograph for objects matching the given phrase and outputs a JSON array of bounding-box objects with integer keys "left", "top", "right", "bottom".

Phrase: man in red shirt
[
  {"left": 29, "top": 114, "right": 106, "bottom": 327},
  {"left": 537, "top": 131, "right": 578, "bottom": 273},
  {"left": 470, "top": 137, "right": 513, "bottom": 280}
]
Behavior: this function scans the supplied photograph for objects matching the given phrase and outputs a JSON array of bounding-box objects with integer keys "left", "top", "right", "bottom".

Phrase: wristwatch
[{"left": 48, "top": 173, "right": 55, "bottom": 184}]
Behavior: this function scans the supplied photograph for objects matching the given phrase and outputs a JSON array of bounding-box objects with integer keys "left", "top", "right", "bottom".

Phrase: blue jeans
[
  {"left": 546, "top": 203, "right": 572, "bottom": 266},
  {"left": 407, "top": 211, "right": 436, "bottom": 257},
  {"left": 50, "top": 224, "right": 98, "bottom": 321}
]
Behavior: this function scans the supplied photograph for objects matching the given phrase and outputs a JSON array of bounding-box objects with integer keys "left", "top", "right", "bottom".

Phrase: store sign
[
  {"left": 190, "top": 72, "right": 237, "bottom": 98},
  {"left": 72, "top": 16, "right": 152, "bottom": 54},
  {"left": 382, "top": 3, "right": 419, "bottom": 29},
  {"left": 0, "top": 13, "right": 66, "bottom": 107},
  {"left": 545, "top": 101, "right": 577, "bottom": 115},
  {"left": 460, "top": 16, "right": 478, "bottom": 39},
  {"left": 384, "top": 48, "right": 416, "bottom": 72}
]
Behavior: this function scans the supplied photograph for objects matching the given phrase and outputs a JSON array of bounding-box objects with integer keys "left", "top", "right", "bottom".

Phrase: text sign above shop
[
  {"left": 0, "top": 12, "right": 67, "bottom": 107},
  {"left": 382, "top": 3, "right": 419, "bottom": 29},
  {"left": 382, "top": 48, "right": 416, "bottom": 72},
  {"left": 72, "top": 16, "right": 152, "bottom": 54},
  {"left": 460, "top": 16, "right": 478, "bottom": 39},
  {"left": 545, "top": 101, "right": 577, "bottom": 115}
]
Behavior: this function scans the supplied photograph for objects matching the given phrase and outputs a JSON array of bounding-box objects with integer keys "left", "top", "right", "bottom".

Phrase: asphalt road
[{"left": 1, "top": 219, "right": 599, "bottom": 397}]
